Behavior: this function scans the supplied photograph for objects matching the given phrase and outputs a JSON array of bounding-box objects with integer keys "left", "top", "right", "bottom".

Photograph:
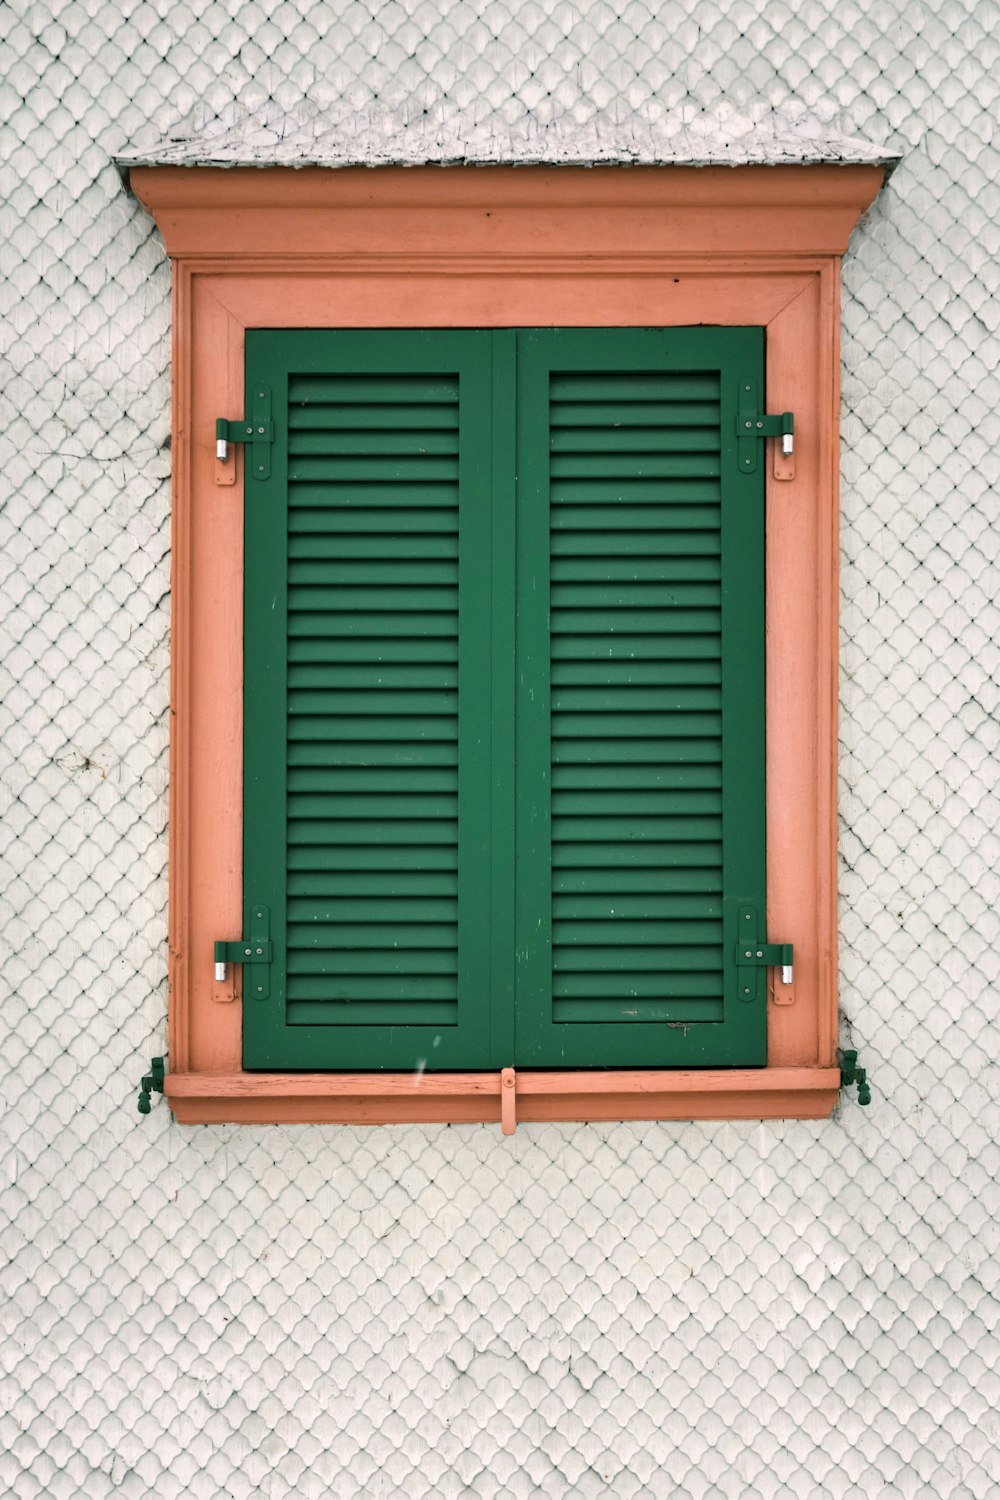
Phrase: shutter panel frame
[
  {"left": 242, "top": 329, "right": 503, "bottom": 1070},
  {"left": 513, "top": 327, "right": 768, "bottom": 1067}
]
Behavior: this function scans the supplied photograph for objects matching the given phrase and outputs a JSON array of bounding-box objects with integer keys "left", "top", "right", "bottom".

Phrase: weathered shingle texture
[{"left": 1, "top": 2, "right": 999, "bottom": 1497}]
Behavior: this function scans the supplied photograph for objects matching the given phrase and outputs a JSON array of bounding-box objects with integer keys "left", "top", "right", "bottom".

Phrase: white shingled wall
[{"left": 1, "top": 3, "right": 998, "bottom": 1496}]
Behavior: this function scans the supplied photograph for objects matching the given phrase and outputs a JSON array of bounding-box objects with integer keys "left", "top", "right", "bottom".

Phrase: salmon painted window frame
[{"left": 129, "top": 164, "right": 885, "bottom": 1126}]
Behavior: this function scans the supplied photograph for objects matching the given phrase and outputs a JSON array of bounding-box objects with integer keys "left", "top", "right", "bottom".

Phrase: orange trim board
[{"left": 129, "top": 164, "right": 884, "bottom": 1126}]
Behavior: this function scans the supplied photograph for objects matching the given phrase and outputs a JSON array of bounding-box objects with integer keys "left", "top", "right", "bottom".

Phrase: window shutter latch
[
  {"left": 737, "top": 906, "right": 793, "bottom": 1001},
  {"left": 737, "top": 382, "right": 794, "bottom": 472},
  {"left": 137, "top": 1056, "right": 165, "bottom": 1115},
  {"left": 216, "top": 386, "right": 273, "bottom": 479},
  {"left": 215, "top": 905, "right": 273, "bottom": 999},
  {"left": 838, "top": 1049, "right": 872, "bottom": 1107}
]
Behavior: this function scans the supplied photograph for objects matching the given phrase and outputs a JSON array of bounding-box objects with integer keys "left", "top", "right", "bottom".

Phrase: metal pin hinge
[
  {"left": 214, "top": 905, "right": 272, "bottom": 999},
  {"left": 738, "top": 942, "right": 795, "bottom": 985},
  {"left": 838, "top": 1049, "right": 872, "bottom": 1107},
  {"left": 137, "top": 1056, "right": 165, "bottom": 1115},
  {"left": 737, "top": 382, "right": 794, "bottom": 472},
  {"left": 736, "top": 906, "right": 793, "bottom": 1002},
  {"left": 216, "top": 386, "right": 273, "bottom": 478}
]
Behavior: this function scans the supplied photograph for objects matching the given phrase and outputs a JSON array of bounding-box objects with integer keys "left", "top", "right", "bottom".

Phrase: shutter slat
[
  {"left": 288, "top": 639, "right": 458, "bottom": 664},
  {"left": 551, "top": 634, "right": 720, "bottom": 661},
  {"left": 553, "top": 1000, "right": 723, "bottom": 1022},
  {"left": 287, "top": 742, "right": 458, "bottom": 767},
  {"left": 287, "top": 665, "right": 458, "bottom": 690},
  {"left": 552, "top": 843, "right": 722, "bottom": 866},
  {"left": 287, "top": 481, "right": 458, "bottom": 506},
  {"left": 289, "top": 430, "right": 458, "bottom": 455},
  {"left": 549, "top": 428, "right": 721, "bottom": 454},
  {"left": 554, "top": 868, "right": 723, "bottom": 893},
  {"left": 548, "top": 373, "right": 721, "bottom": 401},
  {"left": 287, "top": 614, "right": 458, "bottom": 638},
  {"left": 287, "top": 923, "right": 458, "bottom": 950},
  {"left": 550, "top": 399, "right": 720, "bottom": 427},
  {"left": 288, "top": 871, "right": 458, "bottom": 897},
  {"left": 552, "top": 789, "right": 720, "bottom": 814},
  {"left": 291, "top": 375, "right": 459, "bottom": 403},
  {"left": 287, "top": 767, "right": 458, "bottom": 792},
  {"left": 288, "top": 793, "right": 456, "bottom": 818},
  {"left": 289, "top": 402, "right": 460, "bottom": 430},
  {"left": 552, "top": 662, "right": 722, "bottom": 687},
  {"left": 551, "top": 688, "right": 720, "bottom": 713},
  {"left": 289, "top": 534, "right": 459, "bottom": 559},
  {"left": 288, "top": 897, "right": 457, "bottom": 922},
  {"left": 288, "top": 585, "right": 458, "bottom": 611},
  {"left": 289, "top": 506, "right": 458, "bottom": 533},
  {"left": 552, "top": 557, "right": 721, "bottom": 581},
  {"left": 553, "top": 972, "right": 723, "bottom": 998},
  {"left": 288, "top": 690, "right": 457, "bottom": 716},
  {"left": 287, "top": 718, "right": 457, "bottom": 741},
  {"left": 289, "top": 456, "right": 459, "bottom": 483},
  {"left": 551, "top": 583, "right": 720, "bottom": 608},
  {"left": 552, "top": 737, "right": 722, "bottom": 763},
  {"left": 555, "top": 921, "right": 721, "bottom": 948},
  {"left": 554, "top": 893, "right": 721, "bottom": 918},
  {"left": 551, "top": 609, "right": 721, "bottom": 635},
  {"left": 553, "top": 503, "right": 720, "bottom": 529},
  {"left": 551, "top": 525, "right": 722, "bottom": 555},
  {"left": 551, "top": 453, "right": 722, "bottom": 477},
  {"left": 286, "top": 1001, "right": 457, "bottom": 1024},
  {"left": 552, "top": 815, "right": 721, "bottom": 841},
  {"left": 287, "top": 819, "right": 458, "bottom": 844},
  {"left": 288, "top": 560, "right": 458, "bottom": 585},
  {"left": 552, "top": 712, "right": 721, "bottom": 738},
  {"left": 552, "top": 764, "right": 721, "bottom": 789}
]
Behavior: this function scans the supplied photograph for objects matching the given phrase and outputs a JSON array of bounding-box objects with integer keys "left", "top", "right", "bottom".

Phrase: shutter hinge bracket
[
  {"left": 736, "top": 906, "right": 793, "bottom": 1002},
  {"left": 216, "top": 386, "right": 273, "bottom": 478},
  {"left": 215, "top": 905, "right": 272, "bottom": 999},
  {"left": 838, "top": 1049, "right": 872, "bottom": 1107},
  {"left": 137, "top": 1056, "right": 165, "bottom": 1115},
  {"left": 737, "top": 381, "right": 794, "bottom": 473}
]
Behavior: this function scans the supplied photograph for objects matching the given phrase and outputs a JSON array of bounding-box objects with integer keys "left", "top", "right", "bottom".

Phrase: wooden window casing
[{"left": 130, "top": 164, "right": 885, "bottom": 1124}]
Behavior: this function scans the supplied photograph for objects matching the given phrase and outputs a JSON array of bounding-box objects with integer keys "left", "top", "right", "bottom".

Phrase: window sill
[{"left": 164, "top": 1067, "right": 842, "bottom": 1125}]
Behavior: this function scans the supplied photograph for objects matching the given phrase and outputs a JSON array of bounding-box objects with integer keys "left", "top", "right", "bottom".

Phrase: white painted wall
[{"left": 1, "top": 3, "right": 998, "bottom": 1495}]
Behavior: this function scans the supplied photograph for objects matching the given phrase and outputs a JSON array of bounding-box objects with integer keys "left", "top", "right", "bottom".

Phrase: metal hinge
[
  {"left": 838, "top": 1049, "right": 872, "bottom": 1107},
  {"left": 736, "top": 905, "right": 793, "bottom": 1002},
  {"left": 737, "top": 381, "right": 794, "bottom": 472},
  {"left": 216, "top": 385, "right": 273, "bottom": 479},
  {"left": 215, "top": 904, "right": 272, "bottom": 999},
  {"left": 137, "top": 1056, "right": 165, "bottom": 1115}
]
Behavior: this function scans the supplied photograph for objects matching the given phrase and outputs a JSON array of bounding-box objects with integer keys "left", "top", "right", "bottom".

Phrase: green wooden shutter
[
  {"left": 241, "top": 327, "right": 766, "bottom": 1072},
  {"left": 514, "top": 328, "right": 767, "bottom": 1067},
  {"left": 242, "top": 330, "right": 507, "bottom": 1069}
]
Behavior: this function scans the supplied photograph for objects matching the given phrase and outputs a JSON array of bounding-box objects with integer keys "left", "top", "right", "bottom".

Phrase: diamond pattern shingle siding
[{"left": 1, "top": 2, "right": 999, "bottom": 1496}]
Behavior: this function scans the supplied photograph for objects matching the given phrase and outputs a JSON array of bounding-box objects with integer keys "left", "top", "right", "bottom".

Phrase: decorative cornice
[{"left": 131, "top": 164, "right": 886, "bottom": 262}]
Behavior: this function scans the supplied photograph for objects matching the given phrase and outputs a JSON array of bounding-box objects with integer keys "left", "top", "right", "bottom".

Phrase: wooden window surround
[{"left": 130, "top": 163, "right": 885, "bottom": 1125}]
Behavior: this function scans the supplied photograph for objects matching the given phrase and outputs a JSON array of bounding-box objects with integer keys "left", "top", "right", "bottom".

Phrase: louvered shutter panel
[
  {"left": 241, "top": 327, "right": 767, "bottom": 1072},
  {"left": 514, "top": 329, "right": 767, "bottom": 1067},
  {"left": 242, "top": 331, "right": 502, "bottom": 1069}
]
